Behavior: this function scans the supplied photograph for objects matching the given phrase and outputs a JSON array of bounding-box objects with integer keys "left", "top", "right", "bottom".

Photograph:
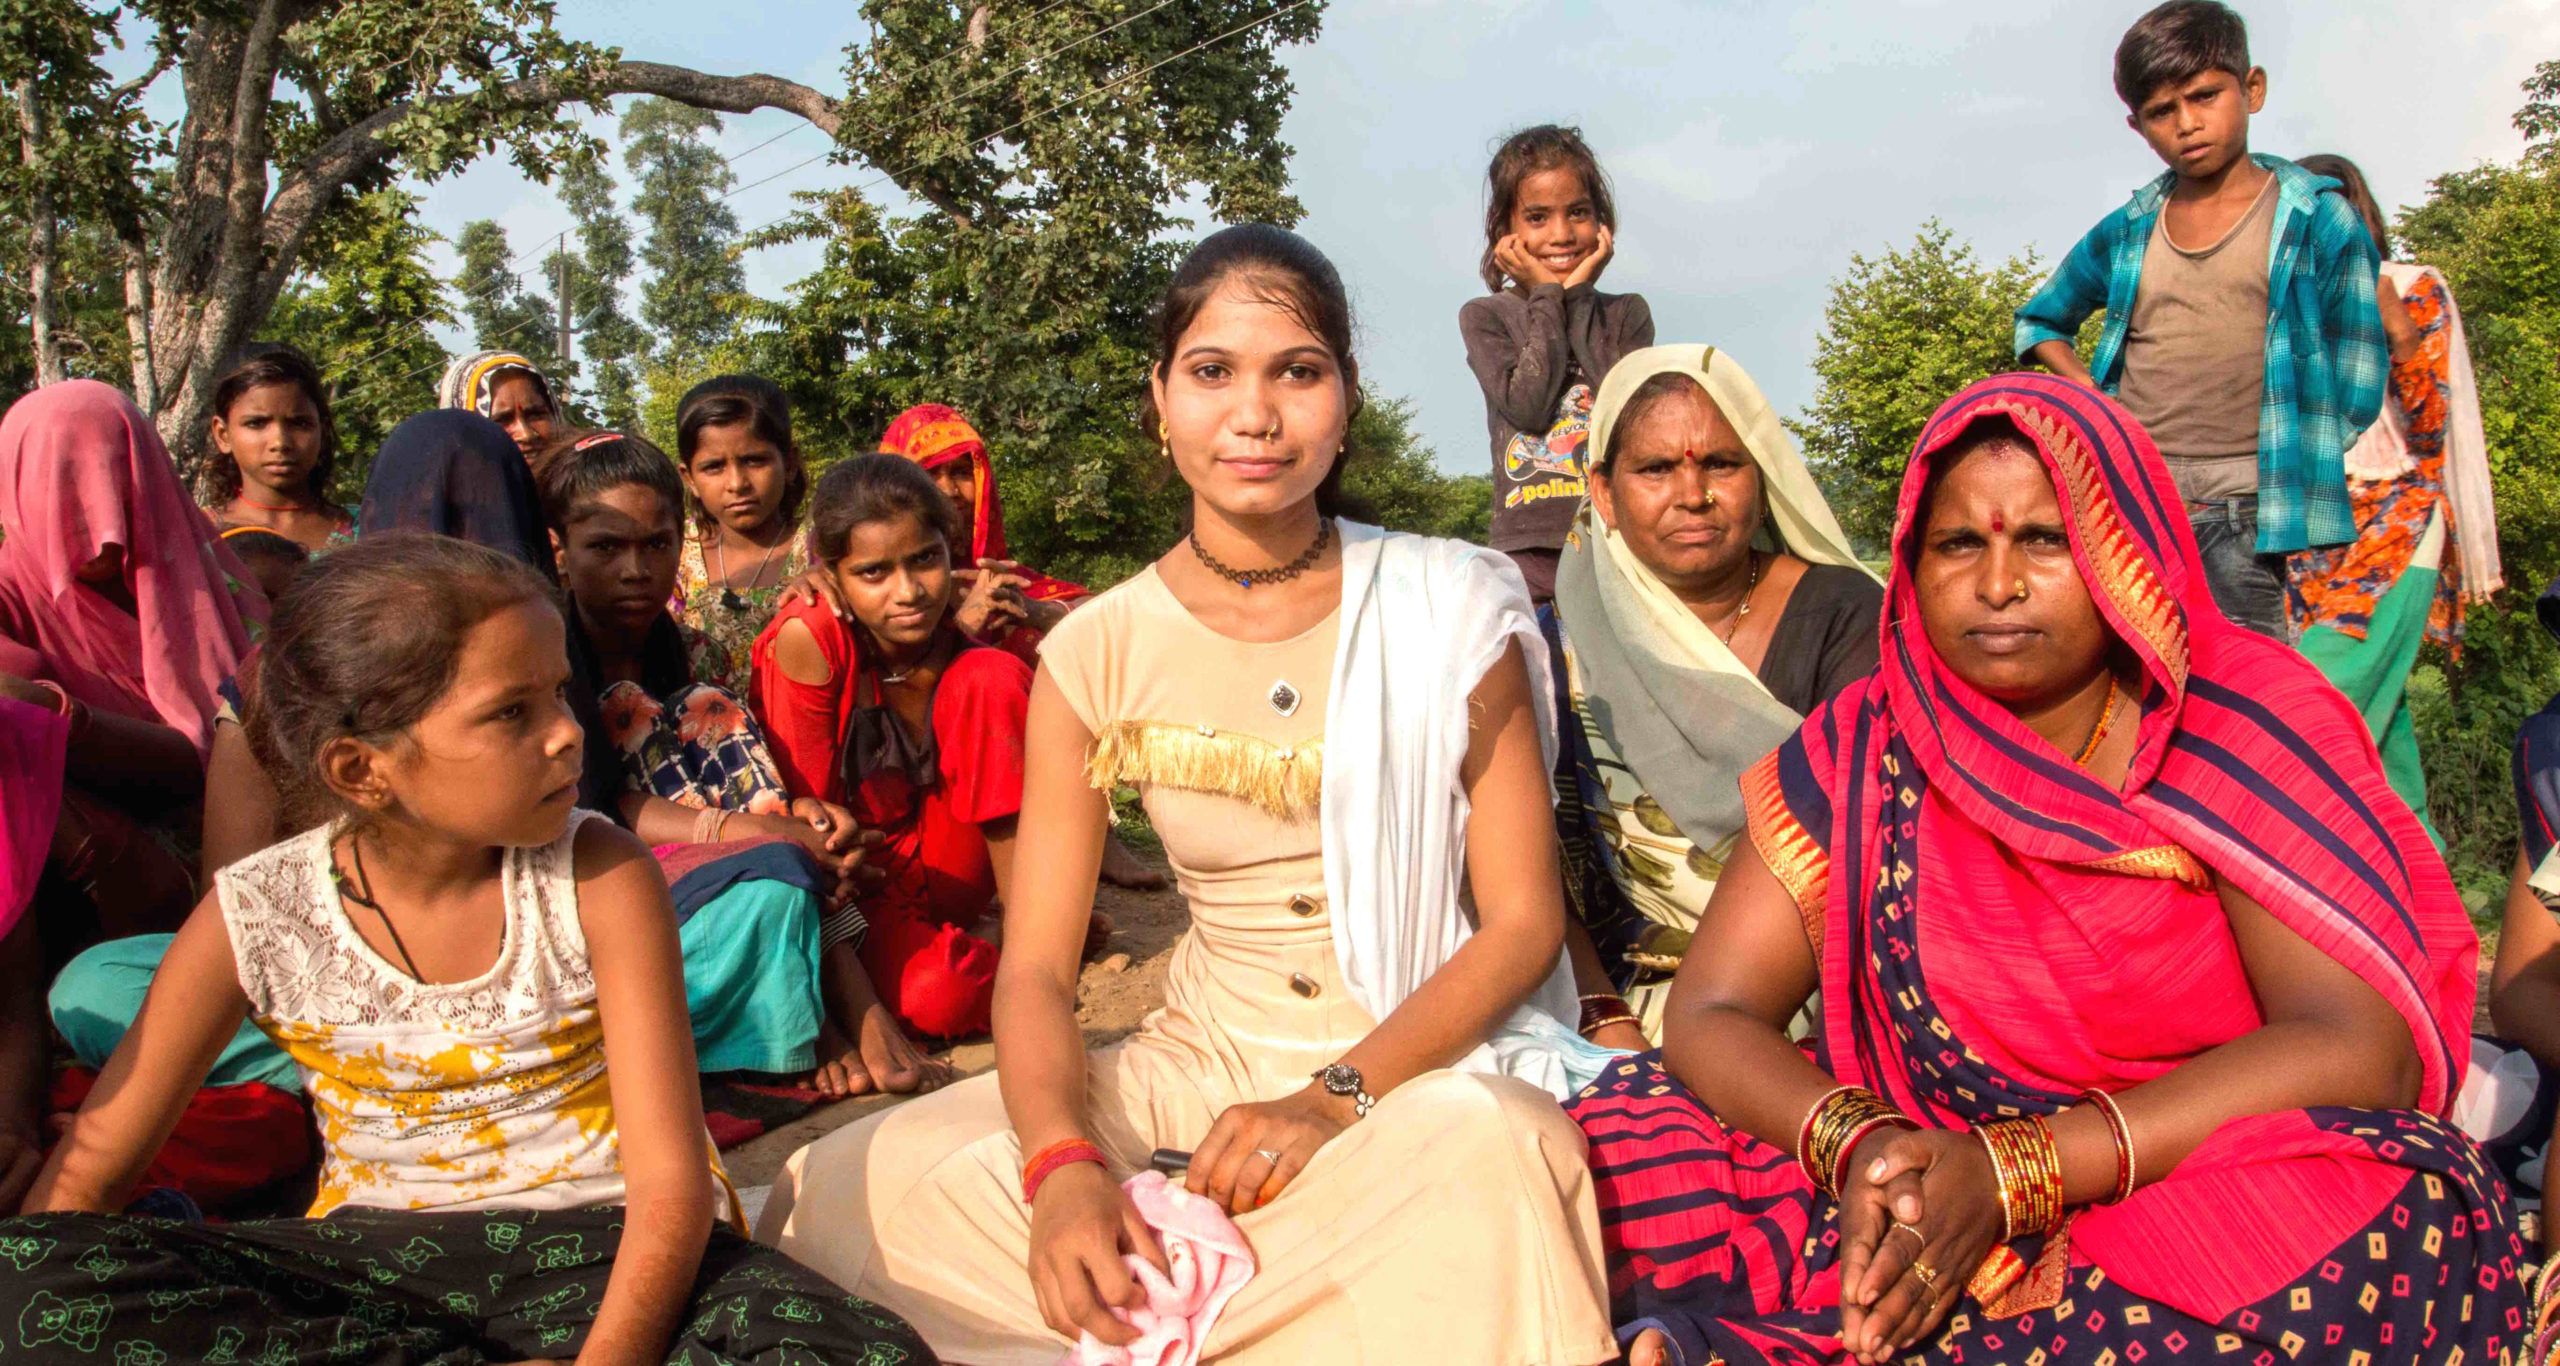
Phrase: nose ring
[
  {"left": 1261, "top": 423, "right": 1279, "bottom": 441},
  {"left": 2012, "top": 577, "right": 2030, "bottom": 603}
]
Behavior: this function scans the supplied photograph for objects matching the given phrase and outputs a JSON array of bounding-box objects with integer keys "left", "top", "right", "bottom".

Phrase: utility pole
[{"left": 556, "top": 251, "right": 574, "bottom": 375}]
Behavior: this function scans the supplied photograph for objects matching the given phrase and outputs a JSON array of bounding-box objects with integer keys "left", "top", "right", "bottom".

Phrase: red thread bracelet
[{"left": 1020, "top": 1138, "right": 1107, "bottom": 1205}]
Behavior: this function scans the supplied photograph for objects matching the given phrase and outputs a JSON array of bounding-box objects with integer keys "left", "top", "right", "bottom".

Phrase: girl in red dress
[{"left": 753, "top": 455, "right": 1029, "bottom": 1079}]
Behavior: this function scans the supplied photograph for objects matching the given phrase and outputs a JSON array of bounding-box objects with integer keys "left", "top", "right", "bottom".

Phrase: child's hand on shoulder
[{"left": 1564, "top": 225, "right": 1615, "bottom": 289}]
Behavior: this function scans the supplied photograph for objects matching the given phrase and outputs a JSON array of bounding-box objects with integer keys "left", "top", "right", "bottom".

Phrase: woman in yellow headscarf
[{"left": 1546, "top": 345, "right": 1882, "bottom": 1049}]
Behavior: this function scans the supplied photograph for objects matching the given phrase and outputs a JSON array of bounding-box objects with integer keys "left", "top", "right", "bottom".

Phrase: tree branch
[
  {"left": 110, "top": 44, "right": 179, "bottom": 107},
  {"left": 260, "top": 56, "right": 981, "bottom": 292}
]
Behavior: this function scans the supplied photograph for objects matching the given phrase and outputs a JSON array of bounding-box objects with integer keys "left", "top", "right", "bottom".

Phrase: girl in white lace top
[{"left": 17, "top": 533, "right": 927, "bottom": 1365}]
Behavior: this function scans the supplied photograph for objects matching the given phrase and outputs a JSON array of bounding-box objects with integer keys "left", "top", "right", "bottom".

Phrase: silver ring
[{"left": 1251, "top": 1148, "right": 1282, "bottom": 1167}]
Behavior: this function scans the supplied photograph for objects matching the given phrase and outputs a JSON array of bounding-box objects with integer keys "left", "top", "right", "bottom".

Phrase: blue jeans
[{"left": 2184, "top": 497, "right": 2290, "bottom": 640}]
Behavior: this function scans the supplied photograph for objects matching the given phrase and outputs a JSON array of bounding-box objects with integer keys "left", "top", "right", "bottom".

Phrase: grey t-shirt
[
  {"left": 2114, "top": 178, "right": 2276, "bottom": 503},
  {"left": 1459, "top": 283, "right": 1654, "bottom": 552}
]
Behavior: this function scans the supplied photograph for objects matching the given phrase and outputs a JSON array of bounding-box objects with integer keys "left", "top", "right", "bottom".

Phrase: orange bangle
[{"left": 1020, "top": 1138, "right": 1107, "bottom": 1204}]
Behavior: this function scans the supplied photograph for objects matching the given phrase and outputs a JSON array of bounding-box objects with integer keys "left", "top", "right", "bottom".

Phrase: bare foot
[
  {"left": 1098, "top": 835, "right": 1168, "bottom": 890},
  {"left": 802, "top": 1022, "right": 876, "bottom": 1101},
  {"left": 1082, "top": 909, "right": 1118, "bottom": 964},
  {"left": 857, "top": 1004, "right": 956, "bottom": 1094},
  {"left": 1630, "top": 1328, "right": 1669, "bottom": 1366}
]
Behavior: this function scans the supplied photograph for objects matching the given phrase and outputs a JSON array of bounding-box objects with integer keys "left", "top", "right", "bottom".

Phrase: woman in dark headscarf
[{"left": 356, "top": 409, "right": 557, "bottom": 575}]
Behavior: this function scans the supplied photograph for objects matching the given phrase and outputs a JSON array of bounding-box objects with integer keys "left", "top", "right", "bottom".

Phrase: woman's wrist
[{"left": 1021, "top": 1137, "right": 1108, "bottom": 1204}]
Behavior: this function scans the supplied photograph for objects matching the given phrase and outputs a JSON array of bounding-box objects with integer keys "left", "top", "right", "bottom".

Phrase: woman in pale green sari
[{"left": 1544, "top": 345, "right": 1882, "bottom": 1048}]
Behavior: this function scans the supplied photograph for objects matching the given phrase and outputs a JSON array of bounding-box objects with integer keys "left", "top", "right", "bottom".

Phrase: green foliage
[
  {"left": 453, "top": 219, "right": 560, "bottom": 363},
  {"left": 556, "top": 147, "right": 645, "bottom": 429},
  {"left": 1341, "top": 396, "right": 1491, "bottom": 545},
  {"left": 0, "top": 219, "right": 131, "bottom": 395},
  {"left": 716, "top": 0, "right": 1324, "bottom": 584},
  {"left": 1788, "top": 222, "right": 2055, "bottom": 552},
  {"left": 266, "top": 188, "right": 454, "bottom": 495},
  {"left": 622, "top": 98, "right": 742, "bottom": 362}
]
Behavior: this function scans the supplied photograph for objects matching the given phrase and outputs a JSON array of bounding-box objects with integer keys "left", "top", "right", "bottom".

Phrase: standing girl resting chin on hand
[
  {"left": 1461, "top": 123, "right": 1654, "bottom": 603},
  {"left": 7, "top": 533, "right": 932, "bottom": 1365}
]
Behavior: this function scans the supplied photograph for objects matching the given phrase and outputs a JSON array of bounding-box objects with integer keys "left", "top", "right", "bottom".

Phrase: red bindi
[{"left": 1990, "top": 511, "right": 2005, "bottom": 534}]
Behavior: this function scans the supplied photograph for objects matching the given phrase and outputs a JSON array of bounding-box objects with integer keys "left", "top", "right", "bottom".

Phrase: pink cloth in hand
[{"left": 1060, "top": 1169, "right": 1257, "bottom": 1366}]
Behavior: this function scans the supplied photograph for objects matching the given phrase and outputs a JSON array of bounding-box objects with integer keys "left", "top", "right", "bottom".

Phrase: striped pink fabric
[{"left": 1764, "top": 374, "right": 2481, "bottom": 1319}]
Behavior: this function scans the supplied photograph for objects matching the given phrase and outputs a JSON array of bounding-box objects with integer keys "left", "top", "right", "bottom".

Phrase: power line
[{"left": 342, "top": 0, "right": 1315, "bottom": 408}]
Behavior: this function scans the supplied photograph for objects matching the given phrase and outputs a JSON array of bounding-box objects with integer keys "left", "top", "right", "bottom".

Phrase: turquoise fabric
[
  {"left": 50, "top": 934, "right": 299, "bottom": 1091},
  {"left": 48, "top": 875, "right": 823, "bottom": 1089},
  {"left": 678, "top": 875, "right": 824, "bottom": 1075}
]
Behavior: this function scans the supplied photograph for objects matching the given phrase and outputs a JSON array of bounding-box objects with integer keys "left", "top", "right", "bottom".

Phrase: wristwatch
[{"left": 1311, "top": 1062, "right": 1374, "bottom": 1119}]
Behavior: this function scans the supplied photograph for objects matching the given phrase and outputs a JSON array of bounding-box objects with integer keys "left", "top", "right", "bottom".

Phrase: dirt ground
[{"left": 725, "top": 874, "right": 1188, "bottom": 1189}]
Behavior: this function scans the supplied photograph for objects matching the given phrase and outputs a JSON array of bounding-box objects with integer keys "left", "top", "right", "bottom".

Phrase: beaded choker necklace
[{"left": 1189, "top": 518, "right": 1332, "bottom": 590}]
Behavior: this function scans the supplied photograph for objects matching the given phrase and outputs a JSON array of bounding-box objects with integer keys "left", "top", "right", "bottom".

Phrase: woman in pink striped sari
[{"left": 1570, "top": 373, "right": 2527, "bottom": 1366}]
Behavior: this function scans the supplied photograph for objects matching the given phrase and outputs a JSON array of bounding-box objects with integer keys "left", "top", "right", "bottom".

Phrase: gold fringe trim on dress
[
  {"left": 2085, "top": 843, "right": 2213, "bottom": 890},
  {"left": 1084, "top": 720, "right": 1325, "bottom": 823}
]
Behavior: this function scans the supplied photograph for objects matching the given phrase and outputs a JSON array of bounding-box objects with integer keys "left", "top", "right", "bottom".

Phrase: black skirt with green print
[{"left": 0, "top": 1204, "right": 936, "bottom": 1364}]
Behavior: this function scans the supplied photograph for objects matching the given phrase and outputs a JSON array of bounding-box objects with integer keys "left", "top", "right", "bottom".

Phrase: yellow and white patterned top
[{"left": 220, "top": 809, "right": 723, "bottom": 1217}]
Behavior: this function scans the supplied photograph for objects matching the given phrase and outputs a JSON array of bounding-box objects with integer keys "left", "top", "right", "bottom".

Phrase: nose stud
[{"left": 2011, "top": 577, "right": 2030, "bottom": 604}]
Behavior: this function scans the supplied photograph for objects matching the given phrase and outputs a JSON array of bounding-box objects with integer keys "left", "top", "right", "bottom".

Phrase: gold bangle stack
[
  {"left": 1798, "top": 1087, "right": 1917, "bottom": 1198},
  {"left": 1976, "top": 1115, "right": 2065, "bottom": 1241}
]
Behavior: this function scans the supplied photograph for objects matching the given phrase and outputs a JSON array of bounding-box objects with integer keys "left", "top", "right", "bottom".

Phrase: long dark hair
[
  {"left": 207, "top": 343, "right": 340, "bottom": 504},
  {"left": 1479, "top": 124, "right": 1617, "bottom": 293},
  {"left": 1143, "top": 224, "right": 1362, "bottom": 520},
  {"left": 249, "top": 532, "right": 556, "bottom": 827},
  {"left": 2296, "top": 154, "right": 2393, "bottom": 260},
  {"left": 675, "top": 373, "right": 810, "bottom": 532}
]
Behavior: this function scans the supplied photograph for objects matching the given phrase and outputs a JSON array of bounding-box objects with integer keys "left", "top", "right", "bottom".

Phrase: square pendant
[{"left": 1268, "top": 679, "right": 1301, "bottom": 718}]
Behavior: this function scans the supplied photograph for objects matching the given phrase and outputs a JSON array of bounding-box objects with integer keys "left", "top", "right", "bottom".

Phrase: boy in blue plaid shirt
[{"left": 2015, "top": 0, "right": 2385, "bottom": 638}]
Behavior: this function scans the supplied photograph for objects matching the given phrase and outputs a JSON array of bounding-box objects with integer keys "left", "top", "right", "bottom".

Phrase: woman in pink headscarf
[
  {"left": 0, "top": 380, "right": 265, "bottom": 945},
  {"left": 0, "top": 379, "right": 263, "bottom": 1206}
]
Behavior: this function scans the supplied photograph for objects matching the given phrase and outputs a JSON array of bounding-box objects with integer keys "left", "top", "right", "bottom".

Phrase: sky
[{"left": 353, "top": 0, "right": 2558, "bottom": 472}]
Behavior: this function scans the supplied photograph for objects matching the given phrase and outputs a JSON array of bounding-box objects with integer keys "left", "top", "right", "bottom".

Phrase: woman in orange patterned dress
[{"left": 2284, "top": 154, "right": 2502, "bottom": 831}]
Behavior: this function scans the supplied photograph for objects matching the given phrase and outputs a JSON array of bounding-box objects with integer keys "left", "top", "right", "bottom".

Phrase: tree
[
  {"left": 622, "top": 97, "right": 740, "bottom": 362},
  {"left": 265, "top": 186, "right": 452, "bottom": 488},
  {"left": 556, "top": 146, "right": 643, "bottom": 429},
  {"left": 5, "top": 0, "right": 1324, "bottom": 477},
  {"left": 452, "top": 219, "right": 558, "bottom": 368},
  {"left": 1788, "top": 221, "right": 2052, "bottom": 551},
  {"left": 1, "top": 0, "right": 162, "bottom": 395},
  {"left": 1342, "top": 395, "right": 1491, "bottom": 546}
]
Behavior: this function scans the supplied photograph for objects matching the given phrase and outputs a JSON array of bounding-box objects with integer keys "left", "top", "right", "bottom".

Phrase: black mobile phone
[{"left": 1147, "top": 1148, "right": 1192, "bottom": 1176}]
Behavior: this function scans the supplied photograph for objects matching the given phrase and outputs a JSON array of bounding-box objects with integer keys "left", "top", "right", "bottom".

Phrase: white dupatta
[{"left": 1318, "top": 521, "right": 1617, "bottom": 1102}]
